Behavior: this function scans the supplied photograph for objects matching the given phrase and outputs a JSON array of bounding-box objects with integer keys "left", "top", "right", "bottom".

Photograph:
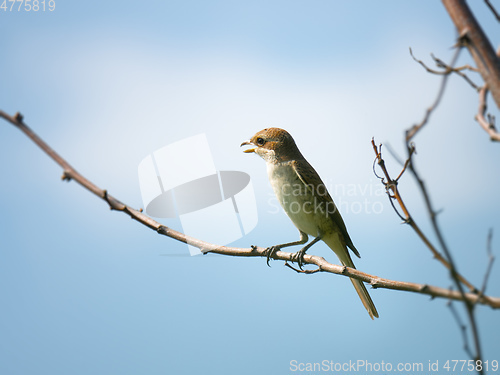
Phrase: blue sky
[{"left": 1, "top": 1, "right": 500, "bottom": 374}]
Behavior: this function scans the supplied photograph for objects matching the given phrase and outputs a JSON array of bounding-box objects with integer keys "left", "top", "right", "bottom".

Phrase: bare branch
[
  {"left": 2, "top": 110, "right": 499, "bottom": 310},
  {"left": 448, "top": 300, "right": 474, "bottom": 359},
  {"left": 484, "top": 0, "right": 500, "bottom": 22},
  {"left": 475, "top": 86, "right": 500, "bottom": 141},
  {"left": 404, "top": 137, "right": 484, "bottom": 368},
  {"left": 442, "top": 0, "right": 500, "bottom": 108},
  {"left": 394, "top": 145, "right": 414, "bottom": 182},
  {"left": 371, "top": 139, "right": 487, "bottom": 298},
  {"left": 406, "top": 46, "right": 462, "bottom": 142},
  {"left": 410, "top": 48, "right": 480, "bottom": 89},
  {"left": 478, "top": 229, "right": 496, "bottom": 302},
  {"left": 372, "top": 145, "right": 407, "bottom": 222}
]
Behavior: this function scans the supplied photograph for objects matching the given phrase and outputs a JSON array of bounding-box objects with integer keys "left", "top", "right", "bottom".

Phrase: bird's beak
[{"left": 240, "top": 140, "right": 255, "bottom": 153}]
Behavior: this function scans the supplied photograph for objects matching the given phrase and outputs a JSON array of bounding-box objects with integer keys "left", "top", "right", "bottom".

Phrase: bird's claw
[
  {"left": 293, "top": 248, "right": 307, "bottom": 270},
  {"left": 265, "top": 246, "right": 279, "bottom": 267}
]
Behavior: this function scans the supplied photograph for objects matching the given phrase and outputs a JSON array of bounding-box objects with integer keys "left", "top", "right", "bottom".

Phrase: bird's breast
[{"left": 267, "top": 162, "right": 332, "bottom": 237}]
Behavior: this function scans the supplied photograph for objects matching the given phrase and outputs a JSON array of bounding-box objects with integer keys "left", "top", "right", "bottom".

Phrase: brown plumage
[{"left": 241, "top": 128, "right": 379, "bottom": 319}]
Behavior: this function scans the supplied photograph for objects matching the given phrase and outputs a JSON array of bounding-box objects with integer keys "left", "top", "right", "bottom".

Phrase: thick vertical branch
[{"left": 442, "top": 0, "right": 500, "bottom": 108}]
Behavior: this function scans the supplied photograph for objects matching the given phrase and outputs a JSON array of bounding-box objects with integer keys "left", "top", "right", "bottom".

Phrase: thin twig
[
  {"left": 1, "top": 110, "right": 499, "bottom": 309},
  {"left": 371, "top": 139, "right": 485, "bottom": 298},
  {"left": 410, "top": 48, "right": 479, "bottom": 89},
  {"left": 405, "top": 135, "right": 484, "bottom": 369},
  {"left": 395, "top": 145, "right": 414, "bottom": 182},
  {"left": 384, "top": 143, "right": 405, "bottom": 166},
  {"left": 477, "top": 229, "right": 496, "bottom": 302},
  {"left": 432, "top": 54, "right": 478, "bottom": 73},
  {"left": 448, "top": 300, "right": 474, "bottom": 358},
  {"left": 485, "top": 0, "right": 500, "bottom": 22},
  {"left": 372, "top": 145, "right": 407, "bottom": 222},
  {"left": 475, "top": 86, "right": 500, "bottom": 141},
  {"left": 406, "top": 46, "right": 462, "bottom": 142},
  {"left": 432, "top": 54, "right": 480, "bottom": 89}
]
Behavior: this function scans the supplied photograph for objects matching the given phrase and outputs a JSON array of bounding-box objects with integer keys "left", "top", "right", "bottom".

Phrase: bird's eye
[{"left": 256, "top": 137, "right": 265, "bottom": 146}]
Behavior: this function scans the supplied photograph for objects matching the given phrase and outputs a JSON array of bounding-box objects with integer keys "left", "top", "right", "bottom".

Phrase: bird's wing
[{"left": 291, "top": 159, "right": 361, "bottom": 258}]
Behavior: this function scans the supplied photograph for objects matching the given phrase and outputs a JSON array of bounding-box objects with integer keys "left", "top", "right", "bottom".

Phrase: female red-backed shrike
[{"left": 241, "top": 128, "right": 378, "bottom": 319}]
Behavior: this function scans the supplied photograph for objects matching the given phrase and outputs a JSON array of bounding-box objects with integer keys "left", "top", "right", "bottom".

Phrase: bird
[{"left": 241, "top": 127, "right": 379, "bottom": 319}]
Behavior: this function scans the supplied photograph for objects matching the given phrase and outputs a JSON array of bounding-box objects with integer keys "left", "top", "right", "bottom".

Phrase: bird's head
[{"left": 240, "top": 128, "right": 301, "bottom": 163}]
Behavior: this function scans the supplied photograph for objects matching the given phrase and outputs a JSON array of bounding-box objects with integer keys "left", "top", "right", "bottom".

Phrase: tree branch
[
  {"left": 2, "top": 110, "right": 500, "bottom": 310},
  {"left": 410, "top": 48, "right": 480, "bottom": 90},
  {"left": 375, "top": 135, "right": 489, "bottom": 369},
  {"left": 442, "top": 0, "right": 500, "bottom": 108},
  {"left": 448, "top": 300, "right": 474, "bottom": 359},
  {"left": 475, "top": 85, "right": 500, "bottom": 141},
  {"left": 477, "top": 229, "right": 496, "bottom": 304},
  {"left": 406, "top": 46, "right": 462, "bottom": 142},
  {"left": 371, "top": 139, "right": 488, "bottom": 297},
  {"left": 484, "top": 0, "right": 500, "bottom": 22},
  {"left": 403, "top": 140, "right": 484, "bottom": 367}
]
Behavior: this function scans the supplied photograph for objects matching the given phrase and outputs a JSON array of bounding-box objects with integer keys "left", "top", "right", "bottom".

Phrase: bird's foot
[
  {"left": 265, "top": 246, "right": 280, "bottom": 267},
  {"left": 292, "top": 248, "right": 307, "bottom": 270}
]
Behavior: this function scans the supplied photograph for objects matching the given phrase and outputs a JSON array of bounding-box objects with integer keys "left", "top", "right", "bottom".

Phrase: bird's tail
[
  {"left": 325, "top": 237, "right": 379, "bottom": 320},
  {"left": 345, "top": 265, "right": 379, "bottom": 320}
]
